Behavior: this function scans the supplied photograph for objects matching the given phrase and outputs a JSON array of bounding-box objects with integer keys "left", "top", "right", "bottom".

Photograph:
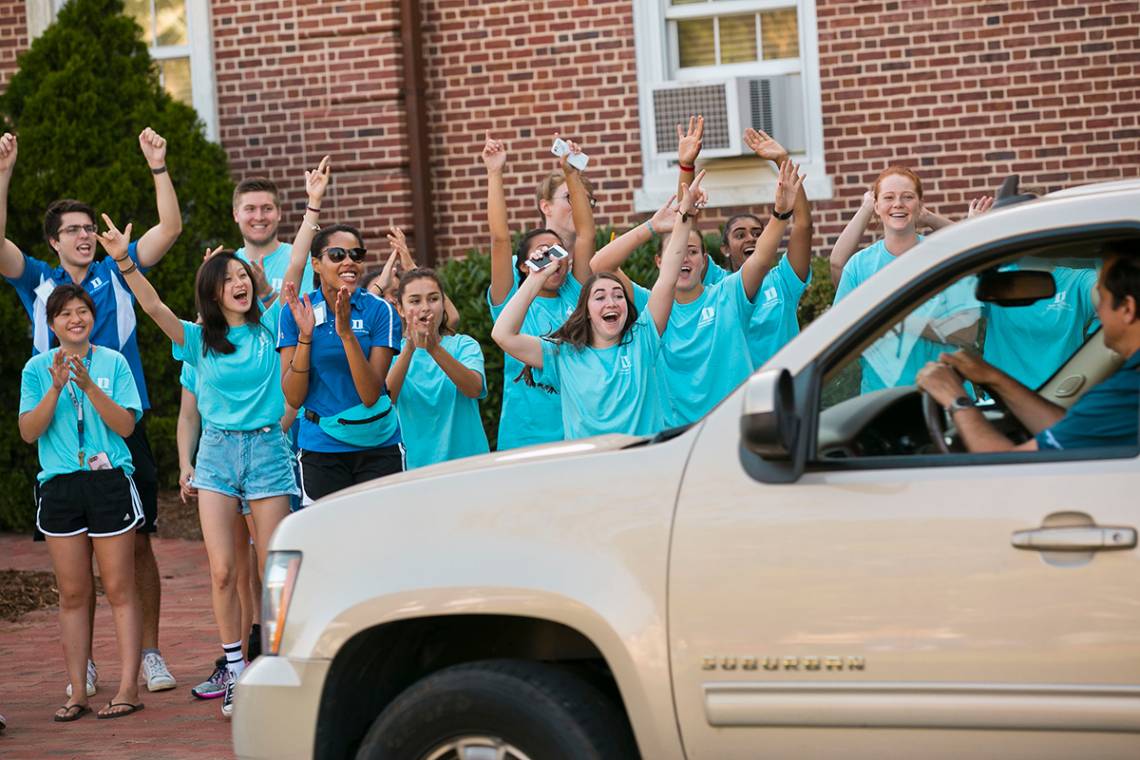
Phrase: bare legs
[
  {"left": 198, "top": 490, "right": 243, "bottom": 647},
  {"left": 134, "top": 532, "right": 161, "bottom": 650}
]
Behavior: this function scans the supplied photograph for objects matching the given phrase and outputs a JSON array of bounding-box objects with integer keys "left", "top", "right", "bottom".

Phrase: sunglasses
[{"left": 323, "top": 247, "right": 367, "bottom": 263}]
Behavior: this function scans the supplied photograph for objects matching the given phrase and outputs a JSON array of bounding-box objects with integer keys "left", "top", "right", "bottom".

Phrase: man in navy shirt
[
  {"left": 0, "top": 129, "right": 182, "bottom": 692},
  {"left": 918, "top": 251, "right": 1140, "bottom": 453}
]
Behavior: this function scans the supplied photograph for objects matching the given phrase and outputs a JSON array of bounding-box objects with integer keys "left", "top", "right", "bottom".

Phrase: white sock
[{"left": 223, "top": 640, "right": 245, "bottom": 677}]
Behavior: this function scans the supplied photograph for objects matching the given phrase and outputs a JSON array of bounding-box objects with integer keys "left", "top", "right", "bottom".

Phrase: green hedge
[{"left": 0, "top": 0, "right": 234, "bottom": 530}]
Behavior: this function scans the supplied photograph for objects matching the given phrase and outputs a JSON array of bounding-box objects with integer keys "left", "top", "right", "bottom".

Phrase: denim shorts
[{"left": 193, "top": 426, "right": 300, "bottom": 503}]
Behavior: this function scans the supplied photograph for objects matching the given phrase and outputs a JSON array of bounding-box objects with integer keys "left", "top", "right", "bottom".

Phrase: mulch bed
[{"left": 156, "top": 489, "right": 203, "bottom": 541}]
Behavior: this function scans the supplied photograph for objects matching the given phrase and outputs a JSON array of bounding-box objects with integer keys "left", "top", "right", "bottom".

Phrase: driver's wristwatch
[{"left": 946, "top": 396, "right": 975, "bottom": 415}]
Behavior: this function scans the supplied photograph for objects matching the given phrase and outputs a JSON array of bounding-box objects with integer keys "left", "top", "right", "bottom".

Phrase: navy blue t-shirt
[{"left": 1037, "top": 350, "right": 1140, "bottom": 450}]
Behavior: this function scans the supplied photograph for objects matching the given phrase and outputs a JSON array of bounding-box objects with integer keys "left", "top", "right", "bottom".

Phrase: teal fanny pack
[{"left": 304, "top": 397, "right": 397, "bottom": 448}]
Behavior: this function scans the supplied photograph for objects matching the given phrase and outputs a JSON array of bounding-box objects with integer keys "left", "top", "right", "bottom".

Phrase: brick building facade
[{"left": 2, "top": 0, "right": 1138, "bottom": 265}]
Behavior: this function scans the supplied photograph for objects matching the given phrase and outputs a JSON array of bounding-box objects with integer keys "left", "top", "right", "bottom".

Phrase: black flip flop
[
  {"left": 97, "top": 702, "right": 145, "bottom": 720},
  {"left": 53, "top": 704, "right": 91, "bottom": 722}
]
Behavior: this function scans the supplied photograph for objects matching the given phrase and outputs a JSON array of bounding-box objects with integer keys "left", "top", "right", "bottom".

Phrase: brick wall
[{"left": 1, "top": 0, "right": 1138, "bottom": 262}]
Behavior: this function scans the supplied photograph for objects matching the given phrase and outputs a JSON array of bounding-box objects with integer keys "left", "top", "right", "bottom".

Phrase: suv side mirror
[
  {"left": 740, "top": 368, "right": 798, "bottom": 459},
  {"left": 975, "top": 269, "right": 1056, "bottom": 306}
]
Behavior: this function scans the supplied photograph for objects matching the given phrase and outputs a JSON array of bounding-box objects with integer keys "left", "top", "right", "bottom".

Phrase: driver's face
[{"left": 1095, "top": 260, "right": 1136, "bottom": 354}]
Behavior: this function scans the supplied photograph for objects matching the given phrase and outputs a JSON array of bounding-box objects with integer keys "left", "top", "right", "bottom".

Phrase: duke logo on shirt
[
  {"left": 351, "top": 318, "right": 365, "bottom": 332},
  {"left": 1046, "top": 291, "right": 1073, "bottom": 314},
  {"left": 698, "top": 306, "right": 716, "bottom": 327},
  {"left": 89, "top": 277, "right": 106, "bottom": 291},
  {"left": 96, "top": 377, "right": 110, "bottom": 391},
  {"left": 619, "top": 356, "right": 632, "bottom": 373}
]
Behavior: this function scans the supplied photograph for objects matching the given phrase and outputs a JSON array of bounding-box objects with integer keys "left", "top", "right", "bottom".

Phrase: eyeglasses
[
  {"left": 322, "top": 247, "right": 367, "bottom": 263},
  {"left": 555, "top": 193, "right": 598, "bottom": 209},
  {"left": 60, "top": 224, "right": 97, "bottom": 236}
]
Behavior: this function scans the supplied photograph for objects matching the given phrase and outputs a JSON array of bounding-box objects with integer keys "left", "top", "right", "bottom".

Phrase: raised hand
[
  {"left": 968, "top": 195, "right": 994, "bottom": 218},
  {"left": 0, "top": 132, "right": 17, "bottom": 179},
  {"left": 66, "top": 353, "right": 94, "bottom": 392},
  {"left": 49, "top": 350, "right": 71, "bottom": 390},
  {"left": 283, "top": 281, "right": 315, "bottom": 338},
  {"left": 95, "top": 214, "right": 134, "bottom": 262},
  {"left": 410, "top": 314, "right": 441, "bottom": 352},
  {"left": 333, "top": 285, "right": 353, "bottom": 338},
  {"left": 387, "top": 225, "right": 413, "bottom": 264},
  {"left": 649, "top": 194, "right": 679, "bottom": 234},
  {"left": 940, "top": 349, "right": 1002, "bottom": 387},
  {"left": 138, "top": 127, "right": 167, "bottom": 169},
  {"left": 558, "top": 134, "right": 585, "bottom": 175},
  {"left": 250, "top": 259, "right": 272, "bottom": 299},
  {"left": 743, "top": 127, "right": 788, "bottom": 165},
  {"left": 676, "top": 115, "right": 704, "bottom": 166},
  {"left": 306, "top": 155, "right": 332, "bottom": 207},
  {"left": 678, "top": 169, "right": 709, "bottom": 217},
  {"left": 773, "top": 159, "right": 804, "bottom": 215},
  {"left": 862, "top": 189, "right": 876, "bottom": 208},
  {"left": 202, "top": 244, "right": 225, "bottom": 261},
  {"left": 481, "top": 131, "right": 506, "bottom": 173}
]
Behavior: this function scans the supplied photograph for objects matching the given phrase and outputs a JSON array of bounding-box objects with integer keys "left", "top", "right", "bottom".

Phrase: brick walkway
[{"left": 0, "top": 533, "right": 234, "bottom": 759}]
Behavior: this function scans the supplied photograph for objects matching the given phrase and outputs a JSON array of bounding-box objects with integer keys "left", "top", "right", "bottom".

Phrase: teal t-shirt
[
  {"left": 983, "top": 266, "right": 1099, "bottom": 390},
  {"left": 834, "top": 238, "right": 980, "bottom": 393},
  {"left": 179, "top": 360, "right": 197, "bottom": 392},
  {"left": 536, "top": 307, "right": 665, "bottom": 439},
  {"left": 397, "top": 334, "right": 490, "bottom": 469},
  {"left": 180, "top": 301, "right": 285, "bottom": 430},
  {"left": 705, "top": 256, "right": 809, "bottom": 367},
  {"left": 20, "top": 346, "right": 142, "bottom": 484},
  {"left": 487, "top": 276, "right": 582, "bottom": 449},
  {"left": 634, "top": 270, "right": 756, "bottom": 427},
  {"left": 236, "top": 242, "right": 316, "bottom": 295}
]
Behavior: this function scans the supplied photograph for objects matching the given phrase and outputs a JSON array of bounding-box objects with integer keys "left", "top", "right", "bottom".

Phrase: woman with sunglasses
[
  {"left": 483, "top": 132, "right": 595, "bottom": 449},
  {"left": 279, "top": 218, "right": 404, "bottom": 500}
]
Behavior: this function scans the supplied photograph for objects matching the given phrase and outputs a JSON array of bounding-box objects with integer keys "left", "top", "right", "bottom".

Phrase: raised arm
[
  {"left": 483, "top": 133, "right": 514, "bottom": 306},
  {"left": 561, "top": 139, "right": 596, "bottom": 284},
  {"left": 741, "top": 160, "right": 801, "bottom": 301},
  {"left": 676, "top": 115, "right": 703, "bottom": 201},
  {"left": 491, "top": 265, "right": 559, "bottom": 369},
  {"left": 830, "top": 190, "right": 876, "bottom": 284},
  {"left": 743, "top": 128, "right": 813, "bottom": 281},
  {"left": 285, "top": 155, "right": 331, "bottom": 291},
  {"left": 280, "top": 281, "right": 314, "bottom": 409},
  {"left": 0, "top": 132, "right": 25, "bottom": 279},
  {"left": 591, "top": 196, "right": 678, "bottom": 297},
  {"left": 97, "top": 215, "right": 185, "bottom": 345},
  {"left": 134, "top": 128, "right": 183, "bottom": 267},
  {"left": 650, "top": 173, "right": 707, "bottom": 335},
  {"left": 388, "top": 225, "right": 461, "bottom": 326}
]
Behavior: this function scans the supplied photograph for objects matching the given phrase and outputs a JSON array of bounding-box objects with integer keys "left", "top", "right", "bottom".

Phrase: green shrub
[{"left": 0, "top": 0, "right": 234, "bottom": 529}]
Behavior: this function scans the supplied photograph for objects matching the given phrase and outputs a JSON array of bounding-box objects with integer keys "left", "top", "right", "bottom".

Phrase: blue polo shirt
[
  {"left": 278, "top": 288, "right": 402, "bottom": 452},
  {"left": 5, "top": 242, "right": 151, "bottom": 409},
  {"left": 235, "top": 241, "right": 316, "bottom": 295},
  {"left": 1037, "top": 350, "right": 1140, "bottom": 451},
  {"left": 19, "top": 346, "right": 142, "bottom": 484}
]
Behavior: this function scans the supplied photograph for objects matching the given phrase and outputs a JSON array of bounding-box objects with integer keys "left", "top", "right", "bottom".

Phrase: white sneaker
[
  {"left": 65, "top": 659, "right": 97, "bottom": 698},
  {"left": 221, "top": 670, "right": 236, "bottom": 718},
  {"left": 142, "top": 651, "right": 177, "bottom": 692}
]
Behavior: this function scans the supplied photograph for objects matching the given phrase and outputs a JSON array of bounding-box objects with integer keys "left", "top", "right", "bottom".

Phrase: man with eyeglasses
[{"left": 0, "top": 128, "right": 182, "bottom": 695}]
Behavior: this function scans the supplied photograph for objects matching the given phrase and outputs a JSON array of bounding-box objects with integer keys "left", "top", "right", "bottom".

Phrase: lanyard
[{"left": 63, "top": 347, "right": 93, "bottom": 468}]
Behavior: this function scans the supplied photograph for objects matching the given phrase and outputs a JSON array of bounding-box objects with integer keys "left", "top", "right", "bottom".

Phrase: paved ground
[{"left": 0, "top": 532, "right": 235, "bottom": 759}]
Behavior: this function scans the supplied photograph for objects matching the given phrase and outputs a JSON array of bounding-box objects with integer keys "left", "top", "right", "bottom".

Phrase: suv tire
[{"left": 354, "top": 658, "right": 638, "bottom": 760}]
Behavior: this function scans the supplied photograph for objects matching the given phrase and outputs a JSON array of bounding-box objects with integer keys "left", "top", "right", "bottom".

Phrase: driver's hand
[
  {"left": 939, "top": 349, "right": 1001, "bottom": 386},
  {"left": 916, "top": 362, "right": 967, "bottom": 406}
]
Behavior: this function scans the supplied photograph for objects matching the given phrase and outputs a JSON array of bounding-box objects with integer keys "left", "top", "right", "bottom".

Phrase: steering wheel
[{"left": 921, "top": 391, "right": 951, "bottom": 454}]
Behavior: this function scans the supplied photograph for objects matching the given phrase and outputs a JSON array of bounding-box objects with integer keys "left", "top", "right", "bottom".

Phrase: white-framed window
[
  {"left": 632, "top": 0, "right": 831, "bottom": 211},
  {"left": 123, "top": 0, "right": 219, "bottom": 141}
]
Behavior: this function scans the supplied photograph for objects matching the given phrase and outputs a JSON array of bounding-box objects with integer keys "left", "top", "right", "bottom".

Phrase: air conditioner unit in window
[{"left": 648, "top": 75, "right": 805, "bottom": 162}]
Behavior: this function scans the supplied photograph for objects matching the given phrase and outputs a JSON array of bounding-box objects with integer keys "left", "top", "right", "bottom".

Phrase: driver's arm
[
  {"left": 949, "top": 407, "right": 1040, "bottom": 453},
  {"left": 941, "top": 351, "right": 1064, "bottom": 434}
]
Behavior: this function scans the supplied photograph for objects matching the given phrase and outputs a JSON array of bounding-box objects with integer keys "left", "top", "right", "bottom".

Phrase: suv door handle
[{"left": 1011, "top": 526, "right": 1137, "bottom": 552}]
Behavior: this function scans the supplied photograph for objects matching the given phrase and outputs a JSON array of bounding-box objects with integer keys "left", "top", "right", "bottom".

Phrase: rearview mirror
[
  {"left": 740, "top": 368, "right": 797, "bottom": 459},
  {"left": 975, "top": 269, "right": 1056, "bottom": 307}
]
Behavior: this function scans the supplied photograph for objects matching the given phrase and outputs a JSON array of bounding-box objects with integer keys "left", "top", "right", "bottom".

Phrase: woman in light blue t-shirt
[
  {"left": 491, "top": 175, "right": 709, "bottom": 439},
  {"left": 96, "top": 159, "right": 316, "bottom": 714},
  {"left": 482, "top": 133, "right": 596, "bottom": 450},
  {"left": 388, "top": 268, "right": 490, "bottom": 468}
]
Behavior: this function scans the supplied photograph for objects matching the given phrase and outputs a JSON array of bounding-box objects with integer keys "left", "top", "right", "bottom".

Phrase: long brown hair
[
  {"left": 547, "top": 272, "right": 639, "bottom": 349},
  {"left": 396, "top": 267, "right": 455, "bottom": 336}
]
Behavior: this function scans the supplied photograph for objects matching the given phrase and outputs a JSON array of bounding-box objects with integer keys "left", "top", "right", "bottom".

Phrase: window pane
[
  {"left": 719, "top": 14, "right": 757, "bottom": 64},
  {"left": 677, "top": 18, "right": 716, "bottom": 68},
  {"left": 156, "top": 0, "right": 188, "bottom": 46},
  {"left": 123, "top": 0, "right": 153, "bottom": 46},
  {"left": 159, "top": 57, "right": 192, "bottom": 105},
  {"left": 761, "top": 7, "right": 799, "bottom": 60}
]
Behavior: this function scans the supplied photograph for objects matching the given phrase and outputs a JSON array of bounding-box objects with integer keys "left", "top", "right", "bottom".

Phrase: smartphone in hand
[
  {"left": 525, "top": 244, "right": 571, "bottom": 272},
  {"left": 551, "top": 138, "right": 590, "bottom": 170}
]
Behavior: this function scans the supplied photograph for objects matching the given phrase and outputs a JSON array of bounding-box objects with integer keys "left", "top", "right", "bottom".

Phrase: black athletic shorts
[
  {"left": 298, "top": 444, "right": 405, "bottom": 504},
  {"left": 33, "top": 419, "right": 158, "bottom": 541},
  {"left": 37, "top": 468, "right": 143, "bottom": 538}
]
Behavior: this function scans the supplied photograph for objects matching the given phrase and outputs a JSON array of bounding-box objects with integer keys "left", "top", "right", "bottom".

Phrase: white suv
[{"left": 233, "top": 180, "right": 1140, "bottom": 760}]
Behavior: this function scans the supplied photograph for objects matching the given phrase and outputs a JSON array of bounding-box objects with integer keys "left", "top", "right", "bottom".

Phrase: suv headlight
[{"left": 262, "top": 551, "right": 301, "bottom": 656}]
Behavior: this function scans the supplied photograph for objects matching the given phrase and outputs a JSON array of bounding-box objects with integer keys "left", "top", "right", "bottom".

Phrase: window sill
[{"left": 633, "top": 158, "right": 834, "bottom": 213}]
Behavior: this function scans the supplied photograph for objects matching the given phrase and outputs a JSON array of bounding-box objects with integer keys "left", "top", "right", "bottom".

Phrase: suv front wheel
[{"left": 354, "top": 659, "right": 638, "bottom": 760}]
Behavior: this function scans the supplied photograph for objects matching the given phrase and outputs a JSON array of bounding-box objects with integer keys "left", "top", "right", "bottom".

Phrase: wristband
[
  {"left": 678, "top": 163, "right": 695, "bottom": 172},
  {"left": 306, "top": 205, "right": 320, "bottom": 214},
  {"left": 112, "top": 254, "right": 130, "bottom": 263},
  {"left": 772, "top": 208, "right": 793, "bottom": 221},
  {"left": 151, "top": 165, "right": 167, "bottom": 175},
  {"left": 296, "top": 339, "right": 312, "bottom": 345},
  {"left": 119, "top": 262, "right": 138, "bottom": 275},
  {"left": 645, "top": 219, "right": 657, "bottom": 236},
  {"left": 288, "top": 362, "right": 310, "bottom": 373}
]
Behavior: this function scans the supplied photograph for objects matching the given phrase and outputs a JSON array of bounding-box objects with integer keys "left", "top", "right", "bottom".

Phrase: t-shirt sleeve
[
  {"left": 277, "top": 302, "right": 299, "bottom": 349},
  {"left": 719, "top": 271, "right": 754, "bottom": 326},
  {"left": 112, "top": 352, "right": 143, "bottom": 420},
  {"left": 703, "top": 258, "right": 728, "bottom": 286},
  {"left": 180, "top": 321, "right": 204, "bottom": 367},
  {"left": 456, "top": 335, "right": 488, "bottom": 399},
  {"left": 4, "top": 251, "right": 50, "bottom": 294},
  {"left": 634, "top": 304, "right": 663, "bottom": 359},
  {"left": 179, "top": 362, "right": 197, "bottom": 393},
  {"left": 833, "top": 258, "right": 860, "bottom": 303},
  {"left": 487, "top": 279, "right": 519, "bottom": 319},
  {"left": 1036, "top": 383, "right": 1138, "bottom": 450},
  {"left": 369, "top": 298, "right": 402, "bottom": 353},
  {"left": 19, "top": 357, "right": 44, "bottom": 416},
  {"left": 536, "top": 339, "right": 563, "bottom": 392},
  {"left": 260, "top": 300, "right": 283, "bottom": 332},
  {"left": 632, "top": 283, "right": 652, "bottom": 313}
]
